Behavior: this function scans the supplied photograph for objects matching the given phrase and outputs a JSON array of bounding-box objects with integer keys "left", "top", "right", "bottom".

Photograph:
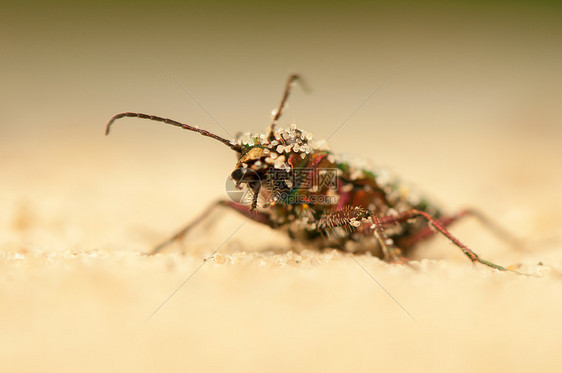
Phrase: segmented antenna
[
  {"left": 105, "top": 112, "right": 242, "bottom": 153},
  {"left": 267, "top": 74, "right": 307, "bottom": 140}
]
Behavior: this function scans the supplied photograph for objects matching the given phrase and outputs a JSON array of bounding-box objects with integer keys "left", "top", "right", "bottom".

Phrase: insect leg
[
  {"left": 148, "top": 200, "right": 274, "bottom": 255},
  {"left": 317, "top": 207, "right": 407, "bottom": 263},
  {"left": 396, "top": 208, "right": 522, "bottom": 250},
  {"left": 316, "top": 207, "right": 368, "bottom": 242},
  {"left": 395, "top": 213, "right": 465, "bottom": 248},
  {"left": 386, "top": 209, "right": 508, "bottom": 270},
  {"left": 371, "top": 216, "right": 408, "bottom": 264},
  {"left": 316, "top": 207, "right": 370, "bottom": 231}
]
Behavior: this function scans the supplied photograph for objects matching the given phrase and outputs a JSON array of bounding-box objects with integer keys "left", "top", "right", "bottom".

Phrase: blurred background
[
  {"left": 2, "top": 0, "right": 561, "bottom": 252},
  {"left": 1, "top": 1, "right": 562, "bottom": 371}
]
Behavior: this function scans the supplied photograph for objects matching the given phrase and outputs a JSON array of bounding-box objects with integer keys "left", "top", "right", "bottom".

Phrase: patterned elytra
[{"left": 105, "top": 75, "right": 521, "bottom": 272}]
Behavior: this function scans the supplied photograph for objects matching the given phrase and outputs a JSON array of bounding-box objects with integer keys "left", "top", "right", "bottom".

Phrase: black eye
[
  {"left": 231, "top": 168, "right": 244, "bottom": 181},
  {"left": 231, "top": 168, "right": 260, "bottom": 183}
]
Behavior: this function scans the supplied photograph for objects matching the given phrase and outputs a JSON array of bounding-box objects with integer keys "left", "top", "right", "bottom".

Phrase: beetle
[{"left": 106, "top": 74, "right": 518, "bottom": 271}]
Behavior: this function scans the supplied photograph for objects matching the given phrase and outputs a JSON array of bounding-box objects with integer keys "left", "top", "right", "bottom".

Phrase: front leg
[
  {"left": 148, "top": 200, "right": 275, "bottom": 255},
  {"left": 316, "top": 207, "right": 406, "bottom": 263}
]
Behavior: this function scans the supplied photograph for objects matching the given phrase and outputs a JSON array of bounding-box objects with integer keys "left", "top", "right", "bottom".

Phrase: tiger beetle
[{"left": 106, "top": 74, "right": 521, "bottom": 272}]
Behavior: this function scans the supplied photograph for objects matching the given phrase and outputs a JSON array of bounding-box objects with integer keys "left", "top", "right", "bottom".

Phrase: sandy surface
[
  {"left": 2, "top": 2, "right": 562, "bottom": 372},
  {"left": 1, "top": 126, "right": 561, "bottom": 373}
]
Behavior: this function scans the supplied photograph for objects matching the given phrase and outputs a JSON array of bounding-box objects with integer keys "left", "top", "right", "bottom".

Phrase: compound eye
[
  {"left": 231, "top": 167, "right": 260, "bottom": 183},
  {"left": 231, "top": 168, "right": 244, "bottom": 181}
]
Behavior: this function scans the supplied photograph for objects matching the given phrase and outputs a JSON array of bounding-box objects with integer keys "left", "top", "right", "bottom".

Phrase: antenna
[
  {"left": 267, "top": 74, "right": 308, "bottom": 140},
  {"left": 105, "top": 112, "right": 242, "bottom": 153}
]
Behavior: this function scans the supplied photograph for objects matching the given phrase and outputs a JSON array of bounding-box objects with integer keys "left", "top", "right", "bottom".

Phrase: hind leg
[
  {"left": 378, "top": 209, "right": 508, "bottom": 270},
  {"left": 396, "top": 208, "right": 520, "bottom": 250}
]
